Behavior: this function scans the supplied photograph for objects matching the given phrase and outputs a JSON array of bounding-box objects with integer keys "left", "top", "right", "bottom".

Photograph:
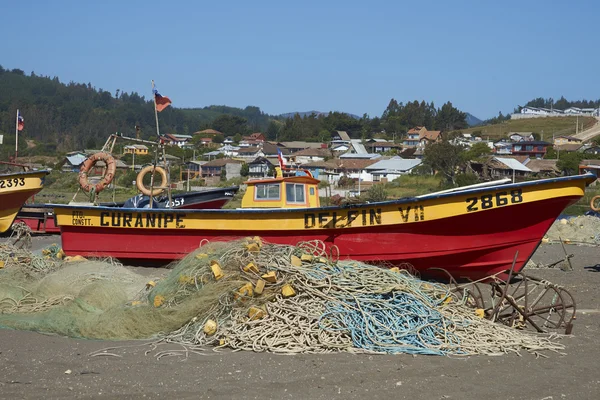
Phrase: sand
[{"left": 0, "top": 235, "right": 599, "bottom": 399}]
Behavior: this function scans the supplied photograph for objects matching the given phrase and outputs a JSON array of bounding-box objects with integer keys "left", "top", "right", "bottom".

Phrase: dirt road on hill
[{"left": 1, "top": 235, "right": 599, "bottom": 399}]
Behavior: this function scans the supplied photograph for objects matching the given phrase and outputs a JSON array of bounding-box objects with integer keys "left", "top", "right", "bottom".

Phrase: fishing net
[{"left": 0, "top": 238, "right": 565, "bottom": 356}]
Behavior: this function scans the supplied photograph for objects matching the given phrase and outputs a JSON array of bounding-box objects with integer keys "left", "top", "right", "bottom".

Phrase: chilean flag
[
  {"left": 17, "top": 111, "right": 24, "bottom": 131},
  {"left": 277, "top": 148, "right": 285, "bottom": 168},
  {"left": 153, "top": 88, "right": 172, "bottom": 112}
]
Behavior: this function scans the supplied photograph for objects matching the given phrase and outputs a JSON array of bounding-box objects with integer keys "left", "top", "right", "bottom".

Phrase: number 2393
[
  {"left": 466, "top": 189, "right": 523, "bottom": 212},
  {"left": 0, "top": 178, "right": 25, "bottom": 189}
]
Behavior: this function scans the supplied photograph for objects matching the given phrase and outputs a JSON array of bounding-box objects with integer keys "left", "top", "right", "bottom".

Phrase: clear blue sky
[{"left": 2, "top": 0, "right": 599, "bottom": 120}]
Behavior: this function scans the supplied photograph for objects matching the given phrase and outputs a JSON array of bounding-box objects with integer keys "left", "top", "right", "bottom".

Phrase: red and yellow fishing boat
[
  {"left": 52, "top": 171, "right": 594, "bottom": 280},
  {"left": 0, "top": 170, "right": 49, "bottom": 233}
]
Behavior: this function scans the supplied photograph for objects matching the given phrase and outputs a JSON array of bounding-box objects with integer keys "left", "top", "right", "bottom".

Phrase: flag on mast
[
  {"left": 153, "top": 88, "right": 172, "bottom": 112},
  {"left": 17, "top": 111, "right": 24, "bottom": 131},
  {"left": 277, "top": 148, "right": 285, "bottom": 168}
]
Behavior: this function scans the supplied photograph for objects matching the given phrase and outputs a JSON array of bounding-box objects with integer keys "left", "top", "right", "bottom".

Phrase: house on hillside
[
  {"left": 509, "top": 132, "right": 535, "bottom": 142},
  {"left": 288, "top": 147, "right": 331, "bottom": 164},
  {"left": 470, "top": 156, "right": 532, "bottom": 181},
  {"left": 193, "top": 129, "right": 223, "bottom": 136},
  {"left": 277, "top": 141, "right": 326, "bottom": 153},
  {"left": 59, "top": 152, "right": 128, "bottom": 173},
  {"left": 301, "top": 158, "right": 380, "bottom": 185},
  {"left": 554, "top": 143, "right": 584, "bottom": 153},
  {"left": 240, "top": 133, "right": 266, "bottom": 147},
  {"left": 553, "top": 136, "right": 582, "bottom": 146},
  {"left": 181, "top": 160, "right": 207, "bottom": 180},
  {"left": 164, "top": 133, "right": 193, "bottom": 148},
  {"left": 123, "top": 144, "right": 149, "bottom": 155},
  {"left": 365, "top": 140, "right": 403, "bottom": 153},
  {"left": 414, "top": 130, "right": 442, "bottom": 157},
  {"left": 330, "top": 131, "right": 351, "bottom": 147},
  {"left": 247, "top": 157, "right": 277, "bottom": 179},
  {"left": 364, "top": 157, "right": 422, "bottom": 182},
  {"left": 201, "top": 158, "right": 244, "bottom": 178},
  {"left": 524, "top": 159, "right": 559, "bottom": 177},
  {"left": 493, "top": 140, "right": 550, "bottom": 158},
  {"left": 236, "top": 147, "right": 265, "bottom": 160},
  {"left": 579, "top": 160, "right": 600, "bottom": 180},
  {"left": 403, "top": 127, "right": 427, "bottom": 148}
]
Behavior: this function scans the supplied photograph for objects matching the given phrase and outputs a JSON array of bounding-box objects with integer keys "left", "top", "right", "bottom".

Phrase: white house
[{"left": 363, "top": 157, "right": 422, "bottom": 182}]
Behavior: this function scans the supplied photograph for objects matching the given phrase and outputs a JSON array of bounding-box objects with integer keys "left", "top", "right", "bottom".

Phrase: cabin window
[
  {"left": 310, "top": 187, "right": 315, "bottom": 196},
  {"left": 286, "top": 183, "right": 305, "bottom": 203},
  {"left": 255, "top": 183, "right": 280, "bottom": 200}
]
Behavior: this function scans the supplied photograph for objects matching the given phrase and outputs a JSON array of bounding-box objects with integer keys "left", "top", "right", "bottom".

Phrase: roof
[
  {"left": 65, "top": 154, "right": 87, "bottom": 166},
  {"left": 187, "top": 160, "right": 207, "bottom": 166},
  {"left": 365, "top": 157, "right": 422, "bottom": 172},
  {"left": 339, "top": 153, "right": 381, "bottom": 160},
  {"left": 524, "top": 159, "right": 558, "bottom": 173},
  {"left": 237, "top": 147, "right": 262, "bottom": 154},
  {"left": 366, "top": 141, "right": 402, "bottom": 148},
  {"left": 509, "top": 132, "right": 534, "bottom": 136},
  {"left": 248, "top": 156, "right": 278, "bottom": 166},
  {"left": 301, "top": 158, "right": 380, "bottom": 170},
  {"left": 512, "top": 141, "right": 551, "bottom": 146},
  {"left": 125, "top": 144, "right": 148, "bottom": 150},
  {"left": 334, "top": 131, "right": 351, "bottom": 141},
  {"left": 493, "top": 157, "right": 532, "bottom": 172},
  {"left": 202, "top": 158, "right": 244, "bottom": 167},
  {"left": 555, "top": 135, "right": 581, "bottom": 141},
  {"left": 407, "top": 126, "right": 425, "bottom": 134},
  {"left": 278, "top": 141, "right": 325, "bottom": 149},
  {"left": 554, "top": 143, "right": 583, "bottom": 152},
  {"left": 194, "top": 129, "right": 223, "bottom": 135},
  {"left": 336, "top": 158, "right": 381, "bottom": 170},
  {"left": 419, "top": 130, "right": 441, "bottom": 141},
  {"left": 496, "top": 155, "right": 529, "bottom": 164},
  {"left": 350, "top": 139, "right": 368, "bottom": 154},
  {"left": 289, "top": 148, "right": 330, "bottom": 157}
]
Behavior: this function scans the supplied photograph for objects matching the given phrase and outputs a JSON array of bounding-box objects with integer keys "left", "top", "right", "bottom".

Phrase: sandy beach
[{"left": 1, "top": 234, "right": 599, "bottom": 400}]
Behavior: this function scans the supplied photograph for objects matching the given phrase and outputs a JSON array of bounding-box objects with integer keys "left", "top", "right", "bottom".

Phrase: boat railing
[{"left": 416, "top": 178, "right": 511, "bottom": 198}]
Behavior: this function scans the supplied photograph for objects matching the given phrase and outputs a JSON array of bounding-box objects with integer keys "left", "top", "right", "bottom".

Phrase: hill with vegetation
[
  {"left": 1, "top": 66, "right": 469, "bottom": 159},
  {"left": 462, "top": 116, "right": 596, "bottom": 141}
]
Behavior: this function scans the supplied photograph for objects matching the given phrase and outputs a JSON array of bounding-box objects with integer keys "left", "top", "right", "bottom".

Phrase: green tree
[
  {"left": 240, "top": 163, "right": 249, "bottom": 177},
  {"left": 422, "top": 141, "right": 465, "bottom": 186},
  {"left": 556, "top": 152, "right": 584, "bottom": 175},
  {"left": 233, "top": 133, "right": 242, "bottom": 143},
  {"left": 463, "top": 142, "right": 491, "bottom": 162},
  {"left": 213, "top": 134, "right": 225, "bottom": 144}
]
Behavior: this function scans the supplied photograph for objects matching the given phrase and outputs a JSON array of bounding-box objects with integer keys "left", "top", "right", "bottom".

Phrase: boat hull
[
  {"left": 14, "top": 187, "right": 239, "bottom": 234},
  {"left": 54, "top": 175, "right": 593, "bottom": 280},
  {"left": 0, "top": 171, "right": 48, "bottom": 233}
]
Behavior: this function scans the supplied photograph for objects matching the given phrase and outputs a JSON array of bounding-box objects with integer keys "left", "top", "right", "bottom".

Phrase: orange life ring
[
  {"left": 78, "top": 152, "right": 116, "bottom": 193},
  {"left": 591, "top": 195, "right": 600, "bottom": 212},
  {"left": 136, "top": 165, "right": 168, "bottom": 196}
]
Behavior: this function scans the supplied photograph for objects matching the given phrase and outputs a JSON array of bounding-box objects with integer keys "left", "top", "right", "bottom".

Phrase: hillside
[
  {"left": 280, "top": 111, "right": 361, "bottom": 119},
  {"left": 465, "top": 113, "right": 483, "bottom": 127},
  {"left": 462, "top": 116, "right": 596, "bottom": 141}
]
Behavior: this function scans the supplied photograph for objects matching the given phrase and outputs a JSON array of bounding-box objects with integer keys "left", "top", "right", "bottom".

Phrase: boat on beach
[
  {"left": 13, "top": 186, "right": 239, "bottom": 234},
  {"left": 52, "top": 170, "right": 595, "bottom": 280},
  {"left": 0, "top": 169, "right": 49, "bottom": 233}
]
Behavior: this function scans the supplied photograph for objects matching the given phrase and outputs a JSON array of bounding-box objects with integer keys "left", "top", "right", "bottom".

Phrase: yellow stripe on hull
[
  {"left": 54, "top": 175, "right": 591, "bottom": 232},
  {"left": 0, "top": 171, "right": 49, "bottom": 233}
]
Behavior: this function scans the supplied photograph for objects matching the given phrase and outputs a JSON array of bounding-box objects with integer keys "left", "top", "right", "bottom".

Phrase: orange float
[
  {"left": 136, "top": 165, "right": 168, "bottom": 196},
  {"left": 78, "top": 152, "right": 116, "bottom": 193}
]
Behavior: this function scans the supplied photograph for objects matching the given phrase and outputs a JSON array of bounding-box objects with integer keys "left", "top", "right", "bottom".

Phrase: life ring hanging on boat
[
  {"left": 136, "top": 165, "right": 168, "bottom": 196},
  {"left": 78, "top": 152, "right": 116, "bottom": 193},
  {"left": 591, "top": 195, "right": 600, "bottom": 212}
]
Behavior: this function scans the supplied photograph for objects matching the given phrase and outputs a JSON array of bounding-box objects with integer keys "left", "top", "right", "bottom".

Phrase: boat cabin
[{"left": 241, "top": 169, "right": 321, "bottom": 208}]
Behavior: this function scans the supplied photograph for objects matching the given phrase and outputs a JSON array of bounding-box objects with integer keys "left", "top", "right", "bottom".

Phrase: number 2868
[{"left": 465, "top": 189, "right": 523, "bottom": 212}]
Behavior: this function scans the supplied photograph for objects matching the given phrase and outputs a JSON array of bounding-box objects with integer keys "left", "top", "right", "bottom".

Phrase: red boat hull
[
  {"left": 14, "top": 216, "right": 59, "bottom": 233},
  {"left": 59, "top": 195, "right": 577, "bottom": 280}
]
